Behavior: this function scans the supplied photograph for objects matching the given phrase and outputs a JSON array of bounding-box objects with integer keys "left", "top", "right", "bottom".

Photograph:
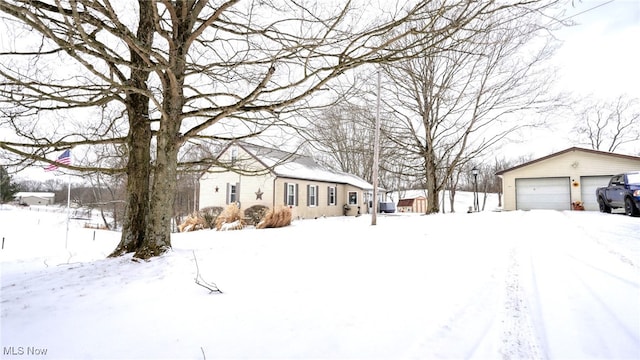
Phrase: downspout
[{"left": 273, "top": 177, "right": 277, "bottom": 209}]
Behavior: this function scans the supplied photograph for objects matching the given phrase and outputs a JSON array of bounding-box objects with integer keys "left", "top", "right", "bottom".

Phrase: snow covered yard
[{"left": 1, "top": 205, "right": 639, "bottom": 359}]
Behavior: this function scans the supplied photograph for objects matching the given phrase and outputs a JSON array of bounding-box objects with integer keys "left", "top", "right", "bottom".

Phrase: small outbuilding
[
  {"left": 397, "top": 196, "right": 426, "bottom": 213},
  {"left": 13, "top": 192, "right": 55, "bottom": 206},
  {"left": 496, "top": 147, "right": 640, "bottom": 211}
]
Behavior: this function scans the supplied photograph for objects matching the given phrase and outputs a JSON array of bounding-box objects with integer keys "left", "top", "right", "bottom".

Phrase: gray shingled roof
[{"left": 237, "top": 142, "right": 375, "bottom": 190}]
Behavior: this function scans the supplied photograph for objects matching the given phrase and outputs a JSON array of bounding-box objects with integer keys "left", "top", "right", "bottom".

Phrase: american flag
[{"left": 45, "top": 149, "right": 71, "bottom": 172}]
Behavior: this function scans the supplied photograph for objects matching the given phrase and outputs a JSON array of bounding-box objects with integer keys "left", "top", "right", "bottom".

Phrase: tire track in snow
[
  {"left": 562, "top": 252, "right": 640, "bottom": 347},
  {"left": 561, "top": 212, "right": 639, "bottom": 271},
  {"left": 535, "top": 252, "right": 640, "bottom": 358},
  {"left": 518, "top": 210, "right": 640, "bottom": 359},
  {"left": 499, "top": 245, "right": 547, "bottom": 360},
  {"left": 565, "top": 252, "right": 640, "bottom": 289},
  {"left": 407, "top": 250, "right": 508, "bottom": 359},
  {"left": 409, "top": 277, "right": 501, "bottom": 358},
  {"left": 557, "top": 212, "right": 640, "bottom": 348}
]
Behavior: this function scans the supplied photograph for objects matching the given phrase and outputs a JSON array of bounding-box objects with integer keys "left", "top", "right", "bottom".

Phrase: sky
[
  {"left": 551, "top": 0, "right": 640, "bottom": 100},
  {"left": 506, "top": 0, "right": 640, "bottom": 159}
]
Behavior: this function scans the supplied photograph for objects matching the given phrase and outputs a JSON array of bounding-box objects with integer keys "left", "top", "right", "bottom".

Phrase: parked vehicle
[
  {"left": 378, "top": 202, "right": 396, "bottom": 214},
  {"left": 596, "top": 172, "right": 640, "bottom": 216}
]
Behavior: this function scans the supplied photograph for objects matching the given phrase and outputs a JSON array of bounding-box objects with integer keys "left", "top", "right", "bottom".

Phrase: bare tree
[
  {"left": 84, "top": 170, "right": 126, "bottom": 230},
  {"left": 1, "top": 0, "right": 562, "bottom": 258},
  {"left": 381, "top": 4, "right": 562, "bottom": 213},
  {"left": 172, "top": 141, "right": 217, "bottom": 229},
  {"left": 572, "top": 95, "right": 640, "bottom": 153},
  {"left": 304, "top": 103, "right": 374, "bottom": 180},
  {"left": 302, "top": 101, "right": 405, "bottom": 194}
]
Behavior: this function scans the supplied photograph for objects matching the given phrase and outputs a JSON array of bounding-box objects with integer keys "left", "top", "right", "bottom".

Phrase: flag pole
[
  {"left": 45, "top": 149, "right": 72, "bottom": 249},
  {"left": 65, "top": 150, "right": 72, "bottom": 250},
  {"left": 65, "top": 173, "right": 71, "bottom": 249}
]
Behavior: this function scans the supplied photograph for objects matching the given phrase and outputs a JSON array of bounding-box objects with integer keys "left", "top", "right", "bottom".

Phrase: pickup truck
[{"left": 596, "top": 172, "right": 640, "bottom": 216}]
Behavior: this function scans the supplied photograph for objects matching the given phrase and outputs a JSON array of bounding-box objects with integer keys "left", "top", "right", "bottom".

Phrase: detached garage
[{"left": 497, "top": 147, "right": 640, "bottom": 211}]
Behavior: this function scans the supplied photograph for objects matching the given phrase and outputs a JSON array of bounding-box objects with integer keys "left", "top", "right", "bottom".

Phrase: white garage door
[
  {"left": 580, "top": 175, "right": 613, "bottom": 211},
  {"left": 516, "top": 177, "right": 571, "bottom": 210}
]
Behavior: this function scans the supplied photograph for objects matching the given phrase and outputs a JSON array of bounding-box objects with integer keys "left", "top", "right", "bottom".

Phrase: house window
[
  {"left": 327, "top": 186, "right": 336, "bottom": 206},
  {"left": 348, "top": 191, "right": 358, "bottom": 205},
  {"left": 307, "top": 185, "right": 318, "bottom": 207},
  {"left": 226, "top": 182, "right": 239, "bottom": 204},
  {"left": 285, "top": 182, "right": 298, "bottom": 206}
]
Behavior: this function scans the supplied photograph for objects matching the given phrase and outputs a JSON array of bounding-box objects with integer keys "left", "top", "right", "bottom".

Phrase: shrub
[
  {"left": 178, "top": 211, "right": 206, "bottom": 232},
  {"left": 244, "top": 205, "right": 269, "bottom": 226},
  {"left": 200, "top": 206, "right": 223, "bottom": 229},
  {"left": 256, "top": 206, "right": 292, "bottom": 229}
]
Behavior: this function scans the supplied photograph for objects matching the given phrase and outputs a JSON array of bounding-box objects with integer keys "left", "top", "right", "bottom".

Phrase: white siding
[
  {"left": 274, "top": 178, "right": 350, "bottom": 218},
  {"left": 500, "top": 148, "right": 640, "bottom": 211},
  {"left": 199, "top": 145, "right": 276, "bottom": 211},
  {"left": 199, "top": 143, "right": 374, "bottom": 219},
  {"left": 580, "top": 175, "right": 613, "bottom": 211},
  {"left": 515, "top": 177, "right": 571, "bottom": 210}
]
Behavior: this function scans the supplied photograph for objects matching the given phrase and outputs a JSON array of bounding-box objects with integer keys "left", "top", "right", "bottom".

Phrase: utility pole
[{"left": 372, "top": 69, "right": 381, "bottom": 226}]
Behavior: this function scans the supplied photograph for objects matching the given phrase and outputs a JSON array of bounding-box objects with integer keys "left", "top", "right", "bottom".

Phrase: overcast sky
[
  {"left": 552, "top": 0, "right": 640, "bottom": 99},
  {"left": 500, "top": 0, "right": 640, "bottom": 159}
]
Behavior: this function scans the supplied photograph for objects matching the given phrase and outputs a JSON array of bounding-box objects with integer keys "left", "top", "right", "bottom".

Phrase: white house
[
  {"left": 199, "top": 142, "right": 382, "bottom": 218},
  {"left": 496, "top": 147, "right": 640, "bottom": 211}
]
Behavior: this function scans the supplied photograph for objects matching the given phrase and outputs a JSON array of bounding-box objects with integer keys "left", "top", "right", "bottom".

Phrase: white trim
[
  {"left": 286, "top": 183, "right": 297, "bottom": 206},
  {"left": 348, "top": 191, "right": 358, "bottom": 205},
  {"left": 328, "top": 186, "right": 336, "bottom": 206},
  {"left": 308, "top": 185, "right": 318, "bottom": 207}
]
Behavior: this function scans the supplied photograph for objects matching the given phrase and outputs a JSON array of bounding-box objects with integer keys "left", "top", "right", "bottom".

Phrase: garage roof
[{"left": 495, "top": 147, "right": 640, "bottom": 176}]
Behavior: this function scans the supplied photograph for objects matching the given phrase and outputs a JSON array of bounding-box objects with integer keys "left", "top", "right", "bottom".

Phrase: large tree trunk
[
  {"left": 139, "top": 88, "right": 184, "bottom": 258},
  {"left": 136, "top": 10, "right": 190, "bottom": 258},
  {"left": 141, "top": 126, "right": 179, "bottom": 258},
  {"left": 425, "top": 153, "right": 440, "bottom": 214},
  {"left": 109, "top": 0, "right": 153, "bottom": 258},
  {"left": 140, "top": 83, "right": 183, "bottom": 258},
  {"left": 110, "top": 118, "right": 151, "bottom": 257}
]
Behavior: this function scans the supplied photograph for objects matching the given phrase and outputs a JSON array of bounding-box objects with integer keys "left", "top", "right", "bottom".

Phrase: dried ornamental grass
[
  {"left": 215, "top": 204, "right": 245, "bottom": 231},
  {"left": 178, "top": 212, "right": 206, "bottom": 232},
  {"left": 256, "top": 206, "right": 292, "bottom": 229},
  {"left": 219, "top": 220, "right": 244, "bottom": 231}
]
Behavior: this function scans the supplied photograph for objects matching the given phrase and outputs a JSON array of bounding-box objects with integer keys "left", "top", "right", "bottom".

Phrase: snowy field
[{"left": 1, "top": 196, "right": 639, "bottom": 359}]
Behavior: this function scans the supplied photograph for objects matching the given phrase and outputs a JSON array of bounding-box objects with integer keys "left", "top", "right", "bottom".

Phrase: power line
[{"left": 560, "top": 0, "right": 616, "bottom": 23}]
